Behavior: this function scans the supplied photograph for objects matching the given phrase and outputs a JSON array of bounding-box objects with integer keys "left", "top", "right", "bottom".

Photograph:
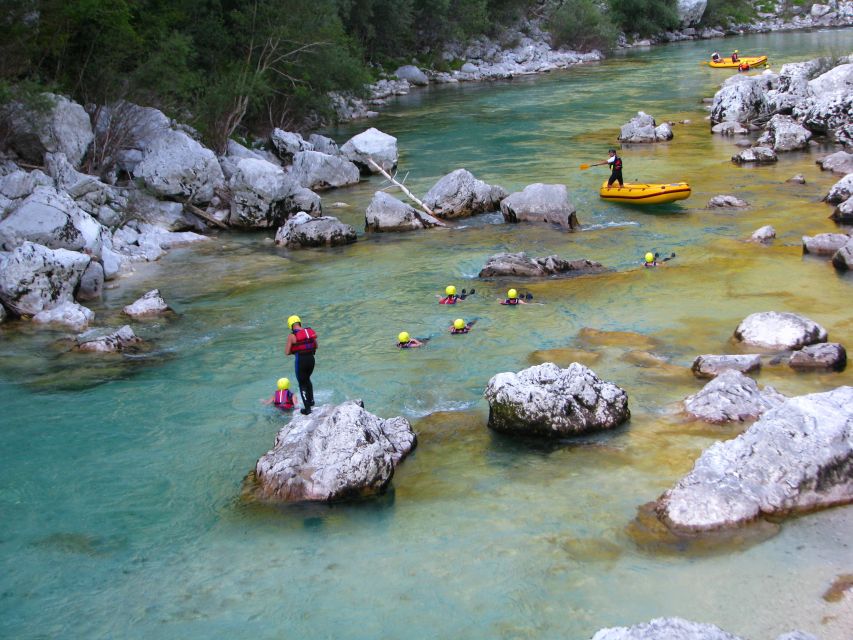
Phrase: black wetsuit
[
  {"left": 607, "top": 154, "right": 623, "bottom": 187},
  {"left": 295, "top": 351, "right": 315, "bottom": 407}
]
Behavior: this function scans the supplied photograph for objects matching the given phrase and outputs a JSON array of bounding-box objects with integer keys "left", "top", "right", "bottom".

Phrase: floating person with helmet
[
  {"left": 449, "top": 318, "right": 476, "bottom": 334},
  {"left": 437, "top": 285, "right": 475, "bottom": 304},
  {"left": 738, "top": 61, "right": 751, "bottom": 72},
  {"left": 498, "top": 288, "right": 529, "bottom": 305},
  {"left": 588, "top": 149, "right": 623, "bottom": 188},
  {"left": 285, "top": 314, "right": 317, "bottom": 415},
  {"left": 643, "top": 251, "right": 676, "bottom": 268},
  {"left": 263, "top": 377, "right": 296, "bottom": 411},
  {"left": 396, "top": 331, "right": 425, "bottom": 348}
]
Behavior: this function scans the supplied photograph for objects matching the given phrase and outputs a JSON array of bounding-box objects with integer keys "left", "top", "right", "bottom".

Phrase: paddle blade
[{"left": 579, "top": 164, "right": 590, "bottom": 170}]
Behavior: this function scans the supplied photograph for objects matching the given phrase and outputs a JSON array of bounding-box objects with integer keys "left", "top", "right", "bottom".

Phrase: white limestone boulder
[
  {"left": 394, "top": 65, "right": 429, "bottom": 86},
  {"left": 340, "top": 128, "right": 398, "bottom": 173},
  {"left": 817, "top": 150, "right": 853, "bottom": 174},
  {"left": 32, "top": 301, "right": 94, "bottom": 331},
  {"left": 711, "top": 75, "right": 775, "bottom": 124},
  {"left": 684, "top": 370, "right": 785, "bottom": 423},
  {"left": 500, "top": 183, "right": 579, "bottom": 230},
  {"left": 757, "top": 115, "right": 812, "bottom": 152},
  {"left": 274, "top": 211, "right": 356, "bottom": 249},
  {"left": 227, "top": 157, "right": 299, "bottom": 229},
  {"left": 826, "top": 174, "right": 853, "bottom": 204},
  {"left": 732, "top": 146, "right": 777, "bottom": 164},
  {"left": 591, "top": 617, "right": 740, "bottom": 640},
  {"left": 77, "top": 325, "right": 142, "bottom": 353},
  {"left": 618, "top": 112, "right": 673, "bottom": 143},
  {"left": 290, "top": 150, "right": 360, "bottom": 190},
  {"left": 832, "top": 239, "right": 853, "bottom": 271},
  {"left": 749, "top": 225, "right": 776, "bottom": 243},
  {"left": 423, "top": 169, "right": 507, "bottom": 219},
  {"left": 136, "top": 130, "right": 224, "bottom": 203},
  {"left": 691, "top": 354, "right": 762, "bottom": 379},
  {"left": 122, "top": 289, "right": 172, "bottom": 317},
  {"left": 270, "top": 129, "right": 313, "bottom": 163},
  {"left": 478, "top": 252, "right": 604, "bottom": 278},
  {"left": 789, "top": 343, "right": 847, "bottom": 371},
  {"left": 364, "top": 191, "right": 445, "bottom": 232},
  {"left": 708, "top": 194, "right": 748, "bottom": 208},
  {"left": 734, "top": 311, "right": 828, "bottom": 350},
  {"left": 676, "top": 0, "right": 707, "bottom": 26},
  {"left": 802, "top": 232, "right": 850, "bottom": 255}
]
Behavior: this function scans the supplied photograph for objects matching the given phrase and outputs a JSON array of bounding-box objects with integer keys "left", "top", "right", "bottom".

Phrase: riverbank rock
[
  {"left": 757, "top": 114, "right": 812, "bottom": 151},
  {"left": 227, "top": 158, "right": 300, "bottom": 229},
  {"left": 590, "top": 617, "right": 740, "bottom": 640},
  {"left": 749, "top": 225, "right": 776, "bottom": 243},
  {"left": 422, "top": 169, "right": 507, "bottom": 219},
  {"left": 364, "top": 191, "right": 444, "bottom": 232},
  {"left": 710, "top": 121, "right": 748, "bottom": 135},
  {"left": 136, "top": 130, "right": 224, "bottom": 203},
  {"left": 789, "top": 343, "right": 847, "bottom": 371},
  {"left": 684, "top": 369, "right": 785, "bottom": 423},
  {"left": 831, "top": 197, "right": 853, "bottom": 224},
  {"left": 478, "top": 252, "right": 604, "bottom": 278},
  {"left": 711, "top": 74, "right": 775, "bottom": 124},
  {"left": 732, "top": 146, "right": 778, "bottom": 164},
  {"left": 290, "top": 150, "right": 360, "bottom": 190},
  {"left": 796, "top": 63, "right": 853, "bottom": 136},
  {"left": 93, "top": 102, "right": 172, "bottom": 175},
  {"left": 691, "top": 354, "right": 762, "bottom": 379},
  {"left": 32, "top": 301, "right": 94, "bottom": 331},
  {"left": 708, "top": 194, "right": 748, "bottom": 208},
  {"left": 122, "top": 289, "right": 171, "bottom": 317},
  {"left": 2, "top": 93, "right": 94, "bottom": 168},
  {"left": 76, "top": 261, "right": 104, "bottom": 301},
  {"left": 677, "top": 0, "right": 708, "bottom": 25},
  {"left": 112, "top": 220, "right": 208, "bottom": 263},
  {"left": 270, "top": 129, "right": 313, "bottom": 163},
  {"left": 657, "top": 386, "right": 853, "bottom": 533},
  {"left": 832, "top": 240, "right": 853, "bottom": 270},
  {"left": 484, "top": 362, "right": 630, "bottom": 438},
  {"left": 618, "top": 112, "right": 673, "bottom": 143},
  {"left": 826, "top": 174, "right": 853, "bottom": 204},
  {"left": 307, "top": 134, "right": 339, "bottom": 156},
  {"left": 0, "top": 242, "right": 91, "bottom": 316},
  {"left": 734, "top": 311, "right": 828, "bottom": 350},
  {"left": 802, "top": 232, "right": 850, "bottom": 255},
  {"left": 77, "top": 325, "right": 142, "bottom": 353},
  {"left": 499, "top": 183, "right": 579, "bottom": 230},
  {"left": 340, "top": 128, "right": 398, "bottom": 173},
  {"left": 45, "top": 152, "right": 125, "bottom": 221},
  {"left": 274, "top": 211, "right": 356, "bottom": 248},
  {"left": 253, "top": 400, "right": 416, "bottom": 502},
  {"left": 817, "top": 150, "right": 853, "bottom": 174},
  {"left": 394, "top": 65, "right": 428, "bottom": 86}
]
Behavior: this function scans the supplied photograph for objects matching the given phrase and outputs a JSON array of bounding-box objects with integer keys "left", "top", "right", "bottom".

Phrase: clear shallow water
[{"left": 2, "top": 29, "right": 853, "bottom": 640}]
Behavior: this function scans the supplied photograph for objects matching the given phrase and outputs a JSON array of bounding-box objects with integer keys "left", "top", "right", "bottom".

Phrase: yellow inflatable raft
[
  {"left": 708, "top": 55, "right": 768, "bottom": 69},
  {"left": 599, "top": 181, "right": 691, "bottom": 205}
]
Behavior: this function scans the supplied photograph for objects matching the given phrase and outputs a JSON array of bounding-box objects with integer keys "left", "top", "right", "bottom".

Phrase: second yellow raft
[
  {"left": 599, "top": 181, "right": 691, "bottom": 205},
  {"left": 708, "top": 55, "right": 768, "bottom": 69}
]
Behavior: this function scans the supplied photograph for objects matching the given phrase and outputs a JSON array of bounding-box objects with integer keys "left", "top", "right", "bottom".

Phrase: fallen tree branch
[
  {"left": 367, "top": 158, "right": 437, "bottom": 218},
  {"left": 183, "top": 201, "right": 230, "bottom": 230}
]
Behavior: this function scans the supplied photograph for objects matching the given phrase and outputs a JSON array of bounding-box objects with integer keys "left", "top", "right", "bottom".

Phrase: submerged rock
[
  {"left": 802, "top": 232, "right": 851, "bottom": 255},
  {"left": 684, "top": 370, "right": 785, "bottom": 423},
  {"left": 32, "top": 301, "right": 94, "bottom": 331},
  {"left": 691, "top": 354, "right": 762, "bottom": 379},
  {"left": 484, "top": 362, "right": 630, "bottom": 438},
  {"left": 274, "top": 211, "right": 356, "bottom": 248},
  {"left": 657, "top": 386, "right": 853, "bottom": 533},
  {"left": 734, "top": 311, "right": 828, "bottom": 350},
  {"left": 786, "top": 174, "right": 806, "bottom": 184},
  {"left": 711, "top": 121, "right": 748, "bottom": 136},
  {"left": 731, "top": 146, "right": 778, "bottom": 164},
  {"left": 478, "top": 252, "right": 603, "bottom": 278},
  {"left": 708, "top": 194, "right": 748, "bottom": 208},
  {"left": 499, "top": 183, "right": 579, "bottom": 230},
  {"left": 422, "top": 169, "right": 507, "bottom": 219},
  {"left": 789, "top": 343, "right": 847, "bottom": 371},
  {"left": 253, "top": 400, "right": 416, "bottom": 502},
  {"left": 364, "top": 191, "right": 444, "bottom": 232},
  {"left": 122, "top": 289, "right": 171, "bottom": 317},
  {"left": 748, "top": 225, "right": 776, "bottom": 243},
  {"left": 77, "top": 325, "right": 142, "bottom": 353}
]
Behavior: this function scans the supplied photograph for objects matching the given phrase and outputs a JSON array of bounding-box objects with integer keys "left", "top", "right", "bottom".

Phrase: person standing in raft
[
  {"left": 285, "top": 315, "right": 317, "bottom": 415},
  {"left": 498, "top": 289, "right": 527, "bottom": 305},
  {"left": 397, "top": 331, "right": 424, "bottom": 348},
  {"left": 591, "top": 149, "right": 623, "bottom": 188}
]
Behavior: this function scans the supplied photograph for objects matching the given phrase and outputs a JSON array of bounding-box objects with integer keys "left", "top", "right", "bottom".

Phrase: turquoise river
[{"left": 2, "top": 28, "right": 852, "bottom": 640}]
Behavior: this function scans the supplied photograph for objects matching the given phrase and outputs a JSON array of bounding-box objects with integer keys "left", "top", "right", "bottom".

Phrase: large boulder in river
[
  {"left": 831, "top": 197, "right": 853, "bottom": 224},
  {"left": 590, "top": 617, "right": 741, "bottom": 640},
  {"left": 2, "top": 93, "right": 93, "bottom": 168},
  {"left": 731, "top": 146, "right": 777, "bottom": 164},
  {"left": 364, "top": 191, "right": 445, "bottom": 232},
  {"left": 684, "top": 369, "right": 785, "bottom": 424},
  {"left": 340, "top": 128, "right": 398, "bottom": 173},
  {"left": 734, "top": 311, "right": 828, "bottom": 350},
  {"left": 676, "top": 0, "right": 707, "bottom": 26},
  {"left": 757, "top": 115, "right": 812, "bottom": 152},
  {"left": 478, "top": 252, "right": 604, "bottom": 278},
  {"left": 228, "top": 157, "right": 300, "bottom": 229},
  {"left": 0, "top": 242, "right": 90, "bottom": 316},
  {"left": 691, "top": 354, "right": 762, "bottom": 379},
  {"left": 710, "top": 74, "right": 775, "bottom": 124},
  {"left": 789, "top": 343, "right": 847, "bottom": 371},
  {"left": 290, "top": 150, "right": 360, "bottom": 190},
  {"left": 817, "top": 150, "right": 853, "bottom": 174},
  {"left": 122, "top": 289, "right": 171, "bottom": 317},
  {"left": 832, "top": 239, "right": 853, "bottom": 271},
  {"left": 484, "top": 362, "right": 630, "bottom": 438},
  {"left": 618, "top": 112, "right": 673, "bottom": 143},
  {"left": 253, "top": 400, "right": 416, "bottom": 502},
  {"left": 423, "top": 169, "right": 507, "bottom": 219},
  {"left": 500, "top": 183, "right": 579, "bottom": 230},
  {"left": 657, "top": 386, "right": 853, "bottom": 533},
  {"left": 136, "top": 129, "right": 224, "bottom": 203},
  {"left": 394, "top": 65, "right": 429, "bottom": 86},
  {"left": 795, "top": 64, "right": 853, "bottom": 137},
  {"left": 274, "top": 211, "right": 356, "bottom": 248},
  {"left": 802, "top": 232, "right": 850, "bottom": 255},
  {"left": 826, "top": 174, "right": 853, "bottom": 204},
  {"left": 0, "top": 186, "right": 109, "bottom": 257}
]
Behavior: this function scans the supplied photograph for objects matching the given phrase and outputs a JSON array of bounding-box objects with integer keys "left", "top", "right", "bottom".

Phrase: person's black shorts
[{"left": 607, "top": 170, "right": 623, "bottom": 187}]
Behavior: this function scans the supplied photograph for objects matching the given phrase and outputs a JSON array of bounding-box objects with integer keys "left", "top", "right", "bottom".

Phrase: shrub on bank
[{"left": 549, "top": 0, "right": 619, "bottom": 51}]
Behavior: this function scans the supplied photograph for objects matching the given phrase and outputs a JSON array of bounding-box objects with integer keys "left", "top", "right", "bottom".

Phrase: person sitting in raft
[
  {"left": 738, "top": 61, "right": 750, "bottom": 72},
  {"left": 731, "top": 49, "right": 740, "bottom": 63},
  {"left": 438, "top": 285, "right": 460, "bottom": 304},
  {"left": 591, "top": 149, "right": 623, "bottom": 188},
  {"left": 397, "top": 331, "right": 424, "bottom": 348},
  {"left": 711, "top": 51, "right": 721, "bottom": 63},
  {"left": 499, "top": 289, "right": 527, "bottom": 305},
  {"left": 263, "top": 377, "right": 296, "bottom": 410},
  {"left": 449, "top": 318, "right": 474, "bottom": 334}
]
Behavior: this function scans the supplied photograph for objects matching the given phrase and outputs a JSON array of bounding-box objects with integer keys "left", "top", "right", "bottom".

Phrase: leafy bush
[
  {"left": 607, "top": 0, "right": 680, "bottom": 37},
  {"left": 548, "top": 0, "right": 619, "bottom": 51},
  {"left": 700, "top": 0, "right": 756, "bottom": 26}
]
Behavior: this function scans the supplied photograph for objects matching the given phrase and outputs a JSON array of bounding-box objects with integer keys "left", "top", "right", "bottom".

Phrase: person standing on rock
[
  {"left": 591, "top": 149, "right": 623, "bottom": 188},
  {"left": 285, "top": 315, "right": 317, "bottom": 415}
]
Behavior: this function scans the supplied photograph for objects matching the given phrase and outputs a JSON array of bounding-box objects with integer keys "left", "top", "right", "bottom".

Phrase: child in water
[
  {"left": 449, "top": 318, "right": 475, "bottom": 334},
  {"left": 263, "top": 377, "right": 296, "bottom": 410},
  {"left": 498, "top": 288, "right": 527, "bottom": 305},
  {"left": 397, "top": 331, "right": 424, "bottom": 348}
]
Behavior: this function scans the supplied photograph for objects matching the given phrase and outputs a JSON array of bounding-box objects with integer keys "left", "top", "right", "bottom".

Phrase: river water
[{"left": 2, "top": 29, "right": 852, "bottom": 640}]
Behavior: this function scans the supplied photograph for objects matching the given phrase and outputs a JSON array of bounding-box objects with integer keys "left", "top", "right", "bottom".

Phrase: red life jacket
[
  {"left": 612, "top": 155, "right": 622, "bottom": 171},
  {"left": 274, "top": 389, "right": 295, "bottom": 409},
  {"left": 439, "top": 296, "right": 458, "bottom": 305},
  {"left": 291, "top": 327, "right": 317, "bottom": 354}
]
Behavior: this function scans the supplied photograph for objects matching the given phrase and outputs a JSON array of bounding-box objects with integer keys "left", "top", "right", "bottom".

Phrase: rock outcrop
[
  {"left": 802, "top": 232, "right": 850, "bottom": 255},
  {"left": 484, "top": 362, "right": 630, "bottom": 437},
  {"left": 618, "top": 112, "right": 673, "bottom": 143},
  {"left": 422, "top": 169, "right": 507, "bottom": 219},
  {"left": 789, "top": 343, "right": 847, "bottom": 371},
  {"left": 684, "top": 369, "right": 785, "bottom": 423},
  {"left": 817, "top": 150, "right": 853, "bottom": 174},
  {"left": 253, "top": 400, "right": 416, "bottom": 502},
  {"left": 708, "top": 194, "right": 748, "bottom": 208},
  {"left": 691, "top": 354, "right": 762, "bottom": 379},
  {"left": 290, "top": 150, "right": 360, "bottom": 190},
  {"left": 657, "top": 386, "right": 853, "bottom": 532},
  {"left": 136, "top": 129, "right": 224, "bottom": 203},
  {"left": 122, "top": 289, "right": 171, "bottom": 317},
  {"left": 340, "top": 128, "right": 398, "bottom": 173},
  {"left": 756, "top": 114, "right": 812, "bottom": 151},
  {"left": 77, "top": 325, "right": 142, "bottom": 353},
  {"left": 711, "top": 74, "right": 776, "bottom": 124},
  {"left": 731, "top": 146, "right": 778, "bottom": 164},
  {"left": 734, "top": 311, "right": 828, "bottom": 350},
  {"left": 499, "top": 183, "right": 579, "bottom": 230},
  {"left": 478, "top": 252, "right": 604, "bottom": 278},
  {"left": 364, "top": 191, "right": 444, "bottom": 232},
  {"left": 274, "top": 211, "right": 356, "bottom": 248},
  {"left": 32, "top": 301, "right": 94, "bottom": 331}
]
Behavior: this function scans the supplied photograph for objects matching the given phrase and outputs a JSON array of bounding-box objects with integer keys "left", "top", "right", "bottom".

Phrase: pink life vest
[{"left": 274, "top": 389, "right": 295, "bottom": 410}]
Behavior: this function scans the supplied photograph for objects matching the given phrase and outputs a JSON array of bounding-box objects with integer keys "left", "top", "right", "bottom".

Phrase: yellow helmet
[
  {"left": 453, "top": 318, "right": 465, "bottom": 330},
  {"left": 645, "top": 252, "right": 655, "bottom": 263},
  {"left": 445, "top": 285, "right": 456, "bottom": 296},
  {"left": 398, "top": 331, "right": 410, "bottom": 344},
  {"left": 277, "top": 377, "right": 290, "bottom": 390},
  {"left": 734, "top": 50, "right": 739, "bottom": 53},
  {"left": 508, "top": 288, "right": 518, "bottom": 299},
  {"left": 287, "top": 315, "right": 301, "bottom": 329}
]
